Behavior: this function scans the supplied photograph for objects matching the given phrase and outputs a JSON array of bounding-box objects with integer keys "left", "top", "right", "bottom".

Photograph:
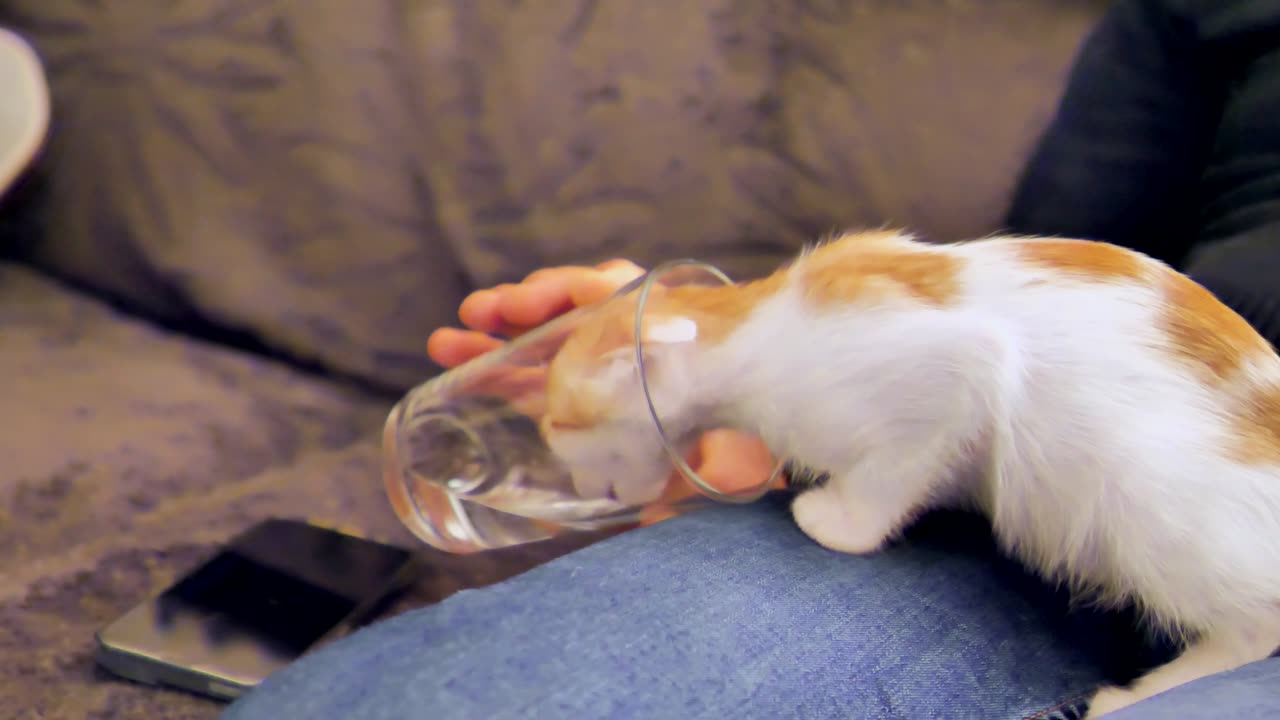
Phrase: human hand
[
  {"left": 427, "top": 259, "right": 647, "bottom": 369},
  {"left": 639, "top": 429, "right": 781, "bottom": 525}
]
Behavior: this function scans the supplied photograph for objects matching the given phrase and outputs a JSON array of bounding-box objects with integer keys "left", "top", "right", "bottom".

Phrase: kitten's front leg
[
  {"left": 791, "top": 452, "right": 955, "bottom": 555},
  {"left": 791, "top": 485, "right": 900, "bottom": 555},
  {"left": 787, "top": 314, "right": 1010, "bottom": 556}
]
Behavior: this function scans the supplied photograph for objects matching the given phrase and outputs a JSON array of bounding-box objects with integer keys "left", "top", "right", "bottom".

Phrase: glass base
[{"left": 382, "top": 402, "right": 562, "bottom": 554}]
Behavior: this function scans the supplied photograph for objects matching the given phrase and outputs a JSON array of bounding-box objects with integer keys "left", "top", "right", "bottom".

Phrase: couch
[{"left": 0, "top": 2, "right": 1107, "bottom": 717}]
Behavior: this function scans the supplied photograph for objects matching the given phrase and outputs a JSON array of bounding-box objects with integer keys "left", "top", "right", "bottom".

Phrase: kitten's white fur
[{"left": 571, "top": 232, "right": 1280, "bottom": 718}]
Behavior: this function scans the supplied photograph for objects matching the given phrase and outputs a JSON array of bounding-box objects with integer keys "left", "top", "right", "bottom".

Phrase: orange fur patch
[
  {"left": 800, "top": 231, "right": 961, "bottom": 307},
  {"left": 542, "top": 388, "right": 601, "bottom": 431},
  {"left": 543, "top": 351, "right": 610, "bottom": 429},
  {"left": 542, "top": 311, "right": 627, "bottom": 429},
  {"left": 1229, "top": 383, "right": 1280, "bottom": 464},
  {"left": 1160, "top": 271, "right": 1270, "bottom": 386},
  {"left": 1015, "top": 238, "right": 1147, "bottom": 283},
  {"left": 1153, "top": 268, "right": 1280, "bottom": 464},
  {"left": 658, "top": 271, "right": 789, "bottom": 343}
]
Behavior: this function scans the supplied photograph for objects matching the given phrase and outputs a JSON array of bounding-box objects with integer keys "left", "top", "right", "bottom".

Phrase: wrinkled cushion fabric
[
  {"left": 0, "top": 263, "right": 403, "bottom": 718},
  {"left": 2, "top": 0, "right": 1101, "bottom": 391}
]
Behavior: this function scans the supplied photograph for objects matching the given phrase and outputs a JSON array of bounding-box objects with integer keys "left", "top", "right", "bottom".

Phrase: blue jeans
[{"left": 222, "top": 494, "right": 1280, "bottom": 719}]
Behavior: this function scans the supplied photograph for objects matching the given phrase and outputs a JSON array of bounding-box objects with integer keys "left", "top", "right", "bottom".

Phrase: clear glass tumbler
[{"left": 382, "top": 260, "right": 780, "bottom": 554}]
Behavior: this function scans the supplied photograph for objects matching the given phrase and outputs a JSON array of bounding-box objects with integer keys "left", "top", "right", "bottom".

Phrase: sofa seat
[
  {"left": 0, "top": 263, "right": 406, "bottom": 718},
  {"left": 0, "top": 262, "right": 627, "bottom": 718}
]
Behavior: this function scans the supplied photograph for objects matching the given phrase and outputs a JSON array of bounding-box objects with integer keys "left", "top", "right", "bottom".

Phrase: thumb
[{"left": 692, "top": 430, "right": 776, "bottom": 494}]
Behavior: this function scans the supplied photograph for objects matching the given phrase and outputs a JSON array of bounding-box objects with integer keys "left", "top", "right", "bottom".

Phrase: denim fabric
[{"left": 224, "top": 493, "right": 1234, "bottom": 720}]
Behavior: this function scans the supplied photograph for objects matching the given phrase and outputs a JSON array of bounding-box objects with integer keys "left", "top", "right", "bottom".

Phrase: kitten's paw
[
  {"left": 791, "top": 488, "right": 892, "bottom": 555},
  {"left": 1084, "top": 685, "right": 1139, "bottom": 719}
]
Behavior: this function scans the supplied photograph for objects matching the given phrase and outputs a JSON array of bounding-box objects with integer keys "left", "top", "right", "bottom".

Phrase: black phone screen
[{"left": 96, "top": 518, "right": 417, "bottom": 697}]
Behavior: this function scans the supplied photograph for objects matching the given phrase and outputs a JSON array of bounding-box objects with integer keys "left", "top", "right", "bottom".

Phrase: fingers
[
  {"left": 569, "top": 263, "right": 645, "bottom": 308},
  {"left": 456, "top": 286, "right": 539, "bottom": 338},
  {"left": 457, "top": 288, "right": 505, "bottom": 334},
  {"left": 638, "top": 431, "right": 778, "bottom": 526},
  {"left": 427, "top": 328, "right": 504, "bottom": 368},
  {"left": 693, "top": 431, "right": 777, "bottom": 493},
  {"left": 433, "top": 259, "right": 647, "bottom": 369},
  {"left": 458, "top": 261, "right": 646, "bottom": 334},
  {"left": 499, "top": 280, "right": 581, "bottom": 328},
  {"left": 504, "top": 262, "right": 644, "bottom": 327}
]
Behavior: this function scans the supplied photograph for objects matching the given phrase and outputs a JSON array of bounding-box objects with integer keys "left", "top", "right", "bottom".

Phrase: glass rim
[{"left": 632, "top": 259, "right": 782, "bottom": 504}]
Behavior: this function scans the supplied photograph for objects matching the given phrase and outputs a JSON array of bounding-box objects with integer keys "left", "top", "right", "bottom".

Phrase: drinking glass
[{"left": 382, "top": 260, "right": 781, "bottom": 554}]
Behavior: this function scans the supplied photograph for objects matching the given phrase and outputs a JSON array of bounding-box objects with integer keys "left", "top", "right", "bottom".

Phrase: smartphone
[{"left": 94, "top": 517, "right": 419, "bottom": 701}]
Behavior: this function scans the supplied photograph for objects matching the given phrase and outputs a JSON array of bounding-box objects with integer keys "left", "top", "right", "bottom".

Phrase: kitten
[{"left": 540, "top": 229, "right": 1280, "bottom": 718}]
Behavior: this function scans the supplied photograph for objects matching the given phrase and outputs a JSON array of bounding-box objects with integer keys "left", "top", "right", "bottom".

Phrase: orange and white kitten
[{"left": 540, "top": 229, "right": 1280, "bottom": 718}]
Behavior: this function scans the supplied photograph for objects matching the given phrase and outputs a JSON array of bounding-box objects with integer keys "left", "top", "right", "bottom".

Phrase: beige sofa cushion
[
  {"left": 0, "top": 261, "right": 402, "bottom": 718},
  {"left": 4, "top": 1, "right": 1105, "bottom": 391}
]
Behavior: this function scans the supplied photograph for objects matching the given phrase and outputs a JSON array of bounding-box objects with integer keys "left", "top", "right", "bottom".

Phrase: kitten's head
[{"left": 540, "top": 296, "right": 704, "bottom": 505}]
